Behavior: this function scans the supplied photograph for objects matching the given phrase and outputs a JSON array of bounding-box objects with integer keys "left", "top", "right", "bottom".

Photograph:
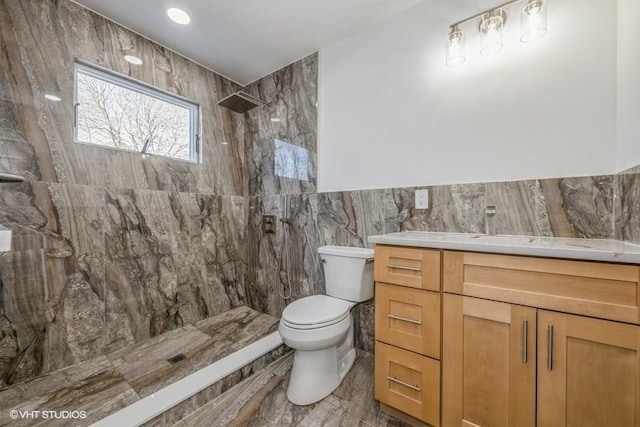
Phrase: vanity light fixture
[
  {"left": 446, "top": 0, "right": 548, "bottom": 66},
  {"left": 167, "top": 7, "right": 191, "bottom": 25},
  {"left": 44, "top": 94, "right": 62, "bottom": 102},
  {"left": 124, "top": 55, "right": 143, "bottom": 65}
]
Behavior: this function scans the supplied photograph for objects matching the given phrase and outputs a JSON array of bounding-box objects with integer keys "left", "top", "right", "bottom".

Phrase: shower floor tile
[
  {"left": 0, "top": 306, "right": 280, "bottom": 426},
  {"left": 107, "top": 306, "right": 280, "bottom": 398},
  {"left": 0, "top": 356, "right": 138, "bottom": 426},
  {"left": 106, "top": 325, "right": 213, "bottom": 398},
  {"left": 178, "top": 350, "right": 412, "bottom": 427}
]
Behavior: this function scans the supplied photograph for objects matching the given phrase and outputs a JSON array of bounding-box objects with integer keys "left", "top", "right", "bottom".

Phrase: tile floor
[
  {"left": 178, "top": 351, "right": 410, "bottom": 427},
  {"left": 0, "top": 307, "right": 279, "bottom": 426}
]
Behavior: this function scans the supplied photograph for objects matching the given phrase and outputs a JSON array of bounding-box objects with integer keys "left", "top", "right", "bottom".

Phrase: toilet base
[{"left": 286, "top": 346, "right": 356, "bottom": 406}]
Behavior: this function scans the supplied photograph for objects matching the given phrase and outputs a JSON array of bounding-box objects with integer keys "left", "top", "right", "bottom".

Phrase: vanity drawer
[
  {"left": 375, "top": 282, "right": 440, "bottom": 358},
  {"left": 375, "top": 245, "right": 441, "bottom": 291},
  {"left": 375, "top": 341, "right": 440, "bottom": 426},
  {"left": 443, "top": 251, "right": 640, "bottom": 324}
]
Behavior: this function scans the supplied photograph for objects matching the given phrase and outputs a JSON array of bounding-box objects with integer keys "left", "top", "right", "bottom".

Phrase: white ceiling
[{"left": 73, "top": 0, "right": 424, "bottom": 85}]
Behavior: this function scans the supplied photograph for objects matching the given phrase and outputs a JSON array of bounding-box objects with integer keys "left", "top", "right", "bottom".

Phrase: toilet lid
[{"left": 281, "top": 295, "right": 352, "bottom": 328}]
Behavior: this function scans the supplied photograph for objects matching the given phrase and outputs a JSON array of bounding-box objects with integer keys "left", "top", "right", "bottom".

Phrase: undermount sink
[{"left": 0, "top": 225, "right": 11, "bottom": 252}]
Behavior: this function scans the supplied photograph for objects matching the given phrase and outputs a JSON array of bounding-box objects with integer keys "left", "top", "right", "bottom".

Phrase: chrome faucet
[{"left": 485, "top": 205, "right": 497, "bottom": 236}]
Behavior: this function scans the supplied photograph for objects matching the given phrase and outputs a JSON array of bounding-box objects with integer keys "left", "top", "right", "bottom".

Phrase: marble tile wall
[
  {"left": 244, "top": 54, "right": 318, "bottom": 197},
  {"left": 615, "top": 163, "right": 640, "bottom": 245},
  {"left": 242, "top": 54, "right": 323, "bottom": 319},
  {"left": 0, "top": 0, "right": 248, "bottom": 386},
  {"left": 0, "top": 182, "right": 246, "bottom": 386}
]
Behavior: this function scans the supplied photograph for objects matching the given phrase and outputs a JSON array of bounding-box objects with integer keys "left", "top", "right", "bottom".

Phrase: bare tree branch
[{"left": 76, "top": 73, "right": 192, "bottom": 160}]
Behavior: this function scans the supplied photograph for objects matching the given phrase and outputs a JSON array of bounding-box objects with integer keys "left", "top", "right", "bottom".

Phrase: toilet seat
[{"left": 281, "top": 295, "right": 353, "bottom": 330}]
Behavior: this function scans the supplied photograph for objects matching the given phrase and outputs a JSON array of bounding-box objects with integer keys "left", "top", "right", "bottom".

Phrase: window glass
[{"left": 75, "top": 62, "right": 199, "bottom": 162}]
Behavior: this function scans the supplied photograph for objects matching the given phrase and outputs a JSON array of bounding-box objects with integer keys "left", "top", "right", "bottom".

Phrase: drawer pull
[
  {"left": 522, "top": 319, "right": 528, "bottom": 364},
  {"left": 387, "top": 264, "right": 421, "bottom": 272},
  {"left": 387, "top": 314, "right": 422, "bottom": 325},
  {"left": 387, "top": 376, "right": 421, "bottom": 392},
  {"left": 547, "top": 325, "right": 554, "bottom": 371}
]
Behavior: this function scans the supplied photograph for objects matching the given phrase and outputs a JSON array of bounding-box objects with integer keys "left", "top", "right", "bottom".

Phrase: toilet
[{"left": 279, "top": 245, "right": 374, "bottom": 406}]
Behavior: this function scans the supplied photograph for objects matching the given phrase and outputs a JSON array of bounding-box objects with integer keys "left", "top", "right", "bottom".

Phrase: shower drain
[{"left": 167, "top": 353, "right": 186, "bottom": 364}]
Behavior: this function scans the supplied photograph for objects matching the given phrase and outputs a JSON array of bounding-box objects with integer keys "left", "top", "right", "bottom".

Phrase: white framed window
[{"left": 74, "top": 61, "right": 200, "bottom": 162}]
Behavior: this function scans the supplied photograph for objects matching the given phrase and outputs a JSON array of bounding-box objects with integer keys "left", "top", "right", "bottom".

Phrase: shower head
[{"left": 217, "top": 91, "right": 267, "bottom": 113}]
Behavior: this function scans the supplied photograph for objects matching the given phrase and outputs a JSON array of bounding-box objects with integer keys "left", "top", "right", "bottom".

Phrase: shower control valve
[{"left": 262, "top": 215, "right": 276, "bottom": 234}]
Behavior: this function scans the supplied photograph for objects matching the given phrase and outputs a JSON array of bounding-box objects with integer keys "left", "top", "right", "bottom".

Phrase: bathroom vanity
[{"left": 369, "top": 232, "right": 640, "bottom": 427}]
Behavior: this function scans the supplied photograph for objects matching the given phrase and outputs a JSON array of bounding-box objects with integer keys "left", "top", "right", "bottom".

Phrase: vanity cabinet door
[
  {"left": 537, "top": 310, "right": 640, "bottom": 427},
  {"left": 442, "top": 294, "right": 536, "bottom": 427}
]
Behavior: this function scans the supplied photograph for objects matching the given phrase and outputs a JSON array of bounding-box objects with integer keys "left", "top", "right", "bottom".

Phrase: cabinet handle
[
  {"left": 387, "top": 264, "right": 421, "bottom": 272},
  {"left": 522, "top": 319, "right": 528, "bottom": 364},
  {"left": 387, "top": 376, "right": 421, "bottom": 392},
  {"left": 387, "top": 314, "right": 422, "bottom": 325},
  {"left": 547, "top": 325, "right": 554, "bottom": 371}
]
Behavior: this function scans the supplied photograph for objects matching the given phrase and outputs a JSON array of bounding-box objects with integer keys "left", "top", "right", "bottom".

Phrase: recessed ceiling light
[
  {"left": 167, "top": 8, "right": 191, "bottom": 25},
  {"left": 270, "top": 117, "right": 281, "bottom": 123},
  {"left": 124, "top": 55, "right": 143, "bottom": 65},
  {"left": 44, "top": 94, "right": 61, "bottom": 102}
]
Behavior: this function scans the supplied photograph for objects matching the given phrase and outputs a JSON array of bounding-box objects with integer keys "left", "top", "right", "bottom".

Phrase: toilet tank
[{"left": 318, "top": 246, "right": 375, "bottom": 302}]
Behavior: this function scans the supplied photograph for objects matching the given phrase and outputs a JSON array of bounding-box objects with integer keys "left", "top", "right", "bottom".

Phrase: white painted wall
[
  {"left": 318, "top": 0, "right": 618, "bottom": 192},
  {"left": 617, "top": 0, "right": 640, "bottom": 172}
]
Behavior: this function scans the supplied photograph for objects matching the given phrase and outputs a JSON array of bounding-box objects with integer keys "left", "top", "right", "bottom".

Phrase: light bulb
[
  {"left": 521, "top": 0, "right": 547, "bottom": 43},
  {"left": 446, "top": 26, "right": 466, "bottom": 66},
  {"left": 480, "top": 10, "right": 505, "bottom": 56}
]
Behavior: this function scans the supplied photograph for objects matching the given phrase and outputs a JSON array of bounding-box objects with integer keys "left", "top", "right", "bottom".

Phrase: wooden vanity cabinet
[
  {"left": 375, "top": 244, "right": 640, "bottom": 427},
  {"left": 442, "top": 250, "right": 640, "bottom": 427},
  {"left": 374, "top": 245, "right": 442, "bottom": 426}
]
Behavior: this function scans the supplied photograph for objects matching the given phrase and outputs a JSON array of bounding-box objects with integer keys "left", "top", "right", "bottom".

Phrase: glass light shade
[
  {"left": 521, "top": 0, "right": 547, "bottom": 42},
  {"left": 446, "top": 28, "right": 466, "bottom": 66},
  {"left": 480, "top": 11, "right": 505, "bottom": 56}
]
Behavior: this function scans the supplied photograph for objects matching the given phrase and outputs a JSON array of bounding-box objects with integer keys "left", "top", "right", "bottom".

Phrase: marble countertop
[
  {"left": 368, "top": 231, "right": 640, "bottom": 264},
  {"left": 0, "top": 225, "right": 11, "bottom": 252}
]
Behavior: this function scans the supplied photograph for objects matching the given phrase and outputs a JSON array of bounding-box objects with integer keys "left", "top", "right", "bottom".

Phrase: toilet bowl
[{"left": 279, "top": 246, "right": 374, "bottom": 406}]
